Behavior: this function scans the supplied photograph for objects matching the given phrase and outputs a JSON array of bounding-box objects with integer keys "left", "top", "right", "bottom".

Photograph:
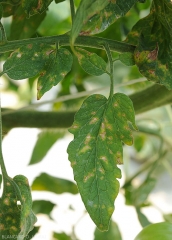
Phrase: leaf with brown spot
[
  {"left": 21, "top": 0, "right": 52, "bottom": 16},
  {"left": 67, "top": 93, "right": 137, "bottom": 231}
]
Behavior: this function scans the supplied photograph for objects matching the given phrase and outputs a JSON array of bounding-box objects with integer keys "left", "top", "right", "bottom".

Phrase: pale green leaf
[
  {"left": 2, "top": 43, "right": 52, "bottom": 80},
  {"left": 37, "top": 48, "right": 73, "bottom": 99},
  {"left": 32, "top": 173, "right": 78, "bottom": 194},
  {"left": 67, "top": 93, "right": 137, "bottom": 230},
  {"left": 75, "top": 47, "right": 107, "bottom": 76},
  {"left": 70, "top": 0, "right": 110, "bottom": 45}
]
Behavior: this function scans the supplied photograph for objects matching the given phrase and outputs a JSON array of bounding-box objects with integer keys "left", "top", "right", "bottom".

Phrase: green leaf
[
  {"left": 134, "top": 222, "right": 172, "bottom": 240},
  {"left": 127, "top": 0, "right": 172, "bottom": 90},
  {"left": 54, "top": 0, "right": 65, "bottom": 3},
  {"left": 75, "top": 47, "right": 107, "bottom": 76},
  {"left": 2, "top": 43, "right": 52, "bottom": 80},
  {"left": 136, "top": 207, "right": 151, "bottom": 228},
  {"left": 119, "top": 52, "right": 135, "bottom": 66},
  {"left": 70, "top": 0, "right": 110, "bottom": 45},
  {"left": 32, "top": 173, "right": 78, "bottom": 194},
  {"left": 13, "top": 175, "right": 37, "bottom": 240},
  {"left": 25, "top": 226, "right": 40, "bottom": 240},
  {"left": 37, "top": 48, "right": 73, "bottom": 99},
  {"left": 67, "top": 93, "right": 137, "bottom": 230},
  {"left": 10, "top": 6, "right": 46, "bottom": 40},
  {"left": 163, "top": 214, "right": 172, "bottom": 223},
  {"left": 81, "top": 0, "right": 138, "bottom": 36},
  {"left": 94, "top": 220, "right": 122, "bottom": 240},
  {"left": 21, "top": 0, "right": 53, "bottom": 16},
  {"left": 32, "top": 200, "right": 55, "bottom": 217},
  {"left": 29, "top": 130, "right": 65, "bottom": 165},
  {"left": 53, "top": 232, "right": 72, "bottom": 240}
]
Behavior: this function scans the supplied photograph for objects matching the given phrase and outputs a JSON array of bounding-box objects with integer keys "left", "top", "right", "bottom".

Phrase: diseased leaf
[
  {"left": 119, "top": 52, "right": 135, "bottom": 66},
  {"left": 75, "top": 47, "right": 107, "bottom": 76},
  {"left": 21, "top": 0, "right": 53, "bottom": 16},
  {"left": 81, "top": 0, "right": 138, "bottom": 36},
  {"left": 32, "top": 200, "right": 55, "bottom": 217},
  {"left": 2, "top": 43, "right": 53, "bottom": 80},
  {"left": 67, "top": 93, "right": 137, "bottom": 230},
  {"left": 94, "top": 220, "right": 122, "bottom": 240},
  {"left": 10, "top": 6, "right": 46, "bottom": 40},
  {"left": 70, "top": 0, "right": 109, "bottom": 45},
  {"left": 29, "top": 130, "right": 65, "bottom": 165},
  {"left": 37, "top": 48, "right": 73, "bottom": 99},
  {"left": 126, "top": 0, "right": 172, "bottom": 90},
  {"left": 13, "top": 175, "right": 37, "bottom": 240},
  {"left": 32, "top": 173, "right": 78, "bottom": 194}
]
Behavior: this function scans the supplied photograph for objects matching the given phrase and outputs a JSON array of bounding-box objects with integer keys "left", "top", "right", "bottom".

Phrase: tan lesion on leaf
[
  {"left": 89, "top": 117, "right": 98, "bottom": 124},
  {"left": 0, "top": 224, "right": 5, "bottom": 230},
  {"left": 71, "top": 161, "right": 76, "bottom": 167},
  {"left": 10, "top": 226, "right": 18, "bottom": 232},
  {"left": 79, "top": 145, "right": 91, "bottom": 154},
  {"left": 100, "top": 156, "right": 108, "bottom": 162},
  {"left": 99, "top": 167, "right": 105, "bottom": 174},
  {"left": 3, "top": 198, "right": 10, "bottom": 206},
  {"left": 84, "top": 172, "right": 95, "bottom": 182},
  {"left": 84, "top": 134, "right": 93, "bottom": 144},
  {"left": 17, "top": 53, "right": 22, "bottom": 58},
  {"left": 27, "top": 44, "right": 33, "bottom": 49}
]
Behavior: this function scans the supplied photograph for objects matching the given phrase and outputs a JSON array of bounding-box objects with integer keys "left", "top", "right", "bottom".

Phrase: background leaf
[
  {"left": 67, "top": 93, "right": 137, "bottom": 230},
  {"left": 37, "top": 48, "right": 73, "bottom": 99},
  {"left": 53, "top": 232, "right": 72, "bottom": 240},
  {"left": 21, "top": 0, "right": 52, "bottom": 16},
  {"left": 29, "top": 130, "right": 65, "bottom": 165},
  {"left": 32, "top": 173, "right": 78, "bottom": 194},
  {"left": 32, "top": 200, "right": 55, "bottom": 217}
]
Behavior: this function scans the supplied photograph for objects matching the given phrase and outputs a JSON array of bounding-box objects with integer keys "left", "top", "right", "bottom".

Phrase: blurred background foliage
[{"left": 1, "top": 0, "right": 172, "bottom": 239}]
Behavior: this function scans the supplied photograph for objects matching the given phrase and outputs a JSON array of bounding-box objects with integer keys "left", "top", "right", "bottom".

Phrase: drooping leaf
[
  {"left": 37, "top": 48, "right": 73, "bottom": 99},
  {"left": 136, "top": 207, "right": 151, "bottom": 228},
  {"left": 2, "top": 43, "right": 53, "bottom": 80},
  {"left": 32, "top": 200, "right": 55, "bottom": 217},
  {"left": 94, "top": 220, "right": 122, "bottom": 240},
  {"left": 53, "top": 232, "right": 72, "bottom": 240},
  {"left": 10, "top": 6, "right": 46, "bottom": 40},
  {"left": 32, "top": 173, "right": 78, "bottom": 195},
  {"left": 29, "top": 130, "right": 65, "bottom": 165},
  {"left": 134, "top": 222, "right": 172, "bottom": 240},
  {"left": 13, "top": 175, "right": 37, "bottom": 240},
  {"left": 75, "top": 47, "right": 107, "bottom": 76},
  {"left": 126, "top": 0, "right": 172, "bottom": 90},
  {"left": 21, "top": 0, "right": 53, "bottom": 16},
  {"left": 67, "top": 93, "right": 137, "bottom": 230},
  {"left": 70, "top": 0, "right": 110, "bottom": 45},
  {"left": 80, "top": 0, "right": 139, "bottom": 36}
]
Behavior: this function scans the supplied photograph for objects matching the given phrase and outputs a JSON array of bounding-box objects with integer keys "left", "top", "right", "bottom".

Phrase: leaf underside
[
  {"left": 126, "top": 0, "right": 172, "bottom": 90},
  {"left": 67, "top": 93, "right": 137, "bottom": 230}
]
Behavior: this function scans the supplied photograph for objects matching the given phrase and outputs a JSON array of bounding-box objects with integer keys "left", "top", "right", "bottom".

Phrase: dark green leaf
[
  {"left": 37, "top": 48, "right": 73, "bottom": 99},
  {"left": 0, "top": 3, "right": 3, "bottom": 19},
  {"left": 0, "top": 173, "right": 2, "bottom": 188},
  {"left": 127, "top": 0, "right": 172, "bottom": 90},
  {"left": 81, "top": 0, "right": 138, "bottom": 36},
  {"left": 119, "top": 52, "right": 135, "bottom": 66},
  {"left": 10, "top": 6, "right": 46, "bottom": 40},
  {"left": 0, "top": 0, "right": 20, "bottom": 5},
  {"left": 32, "top": 200, "right": 55, "bottom": 217},
  {"left": 53, "top": 232, "right": 72, "bottom": 240},
  {"left": 75, "top": 47, "right": 107, "bottom": 76},
  {"left": 136, "top": 207, "right": 151, "bottom": 228},
  {"left": 29, "top": 130, "right": 65, "bottom": 165},
  {"left": 70, "top": 0, "right": 109, "bottom": 45},
  {"left": 54, "top": 0, "right": 65, "bottom": 3},
  {"left": 13, "top": 175, "right": 37, "bottom": 240},
  {"left": 32, "top": 173, "right": 78, "bottom": 194},
  {"left": 67, "top": 93, "right": 137, "bottom": 230},
  {"left": 25, "top": 226, "right": 40, "bottom": 240},
  {"left": 2, "top": 3, "right": 18, "bottom": 17},
  {"left": 2, "top": 43, "right": 52, "bottom": 80},
  {"left": 134, "top": 222, "right": 172, "bottom": 240},
  {"left": 94, "top": 220, "right": 122, "bottom": 240},
  {"left": 21, "top": 0, "right": 53, "bottom": 16}
]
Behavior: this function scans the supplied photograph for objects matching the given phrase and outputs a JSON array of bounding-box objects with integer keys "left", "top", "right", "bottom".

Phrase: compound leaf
[
  {"left": 37, "top": 48, "right": 73, "bottom": 99},
  {"left": 70, "top": 0, "right": 109, "bottom": 45},
  {"left": 2, "top": 43, "right": 53, "bottom": 80},
  {"left": 126, "top": 0, "right": 172, "bottom": 90},
  {"left": 75, "top": 47, "right": 107, "bottom": 76},
  {"left": 21, "top": 0, "right": 53, "bottom": 16},
  {"left": 81, "top": 0, "right": 139, "bottom": 36},
  {"left": 32, "top": 173, "right": 78, "bottom": 195},
  {"left": 67, "top": 93, "right": 137, "bottom": 230}
]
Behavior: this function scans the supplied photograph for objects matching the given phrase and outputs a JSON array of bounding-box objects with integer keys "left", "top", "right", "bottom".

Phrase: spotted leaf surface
[
  {"left": 70, "top": 0, "right": 109, "bottom": 45},
  {"left": 80, "top": 0, "right": 138, "bottom": 36},
  {"left": 37, "top": 48, "right": 73, "bottom": 99},
  {"left": 126, "top": 0, "right": 172, "bottom": 90},
  {"left": 2, "top": 43, "right": 52, "bottom": 80},
  {"left": 75, "top": 47, "right": 107, "bottom": 76},
  {"left": 13, "top": 175, "right": 37, "bottom": 240},
  {"left": 21, "top": 0, "right": 52, "bottom": 16},
  {"left": 67, "top": 93, "right": 137, "bottom": 230}
]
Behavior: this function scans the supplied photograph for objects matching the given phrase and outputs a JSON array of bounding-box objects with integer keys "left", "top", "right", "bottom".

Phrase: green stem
[
  {"left": 0, "top": 21, "right": 7, "bottom": 43},
  {"left": 69, "top": 0, "right": 75, "bottom": 23},
  {"left": 0, "top": 35, "right": 135, "bottom": 54},
  {"left": 0, "top": 104, "right": 8, "bottom": 178},
  {"left": 104, "top": 43, "right": 114, "bottom": 98}
]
